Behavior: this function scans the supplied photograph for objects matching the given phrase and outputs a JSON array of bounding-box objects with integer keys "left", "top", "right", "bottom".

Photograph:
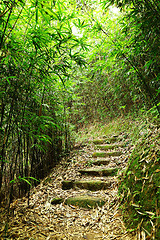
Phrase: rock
[
  {"left": 93, "top": 136, "right": 121, "bottom": 145},
  {"left": 95, "top": 144, "right": 123, "bottom": 150},
  {"left": 92, "top": 159, "right": 110, "bottom": 165},
  {"left": 92, "top": 151, "right": 122, "bottom": 158},
  {"left": 73, "top": 143, "right": 87, "bottom": 149},
  {"left": 62, "top": 180, "right": 111, "bottom": 191},
  {"left": 62, "top": 180, "right": 74, "bottom": 190},
  {"left": 65, "top": 195, "right": 105, "bottom": 208},
  {"left": 93, "top": 139, "right": 106, "bottom": 144},
  {"left": 51, "top": 198, "right": 64, "bottom": 205},
  {"left": 79, "top": 167, "right": 118, "bottom": 176},
  {"left": 92, "top": 152, "right": 107, "bottom": 158},
  {"left": 104, "top": 136, "right": 120, "bottom": 143},
  {"left": 75, "top": 180, "right": 111, "bottom": 190}
]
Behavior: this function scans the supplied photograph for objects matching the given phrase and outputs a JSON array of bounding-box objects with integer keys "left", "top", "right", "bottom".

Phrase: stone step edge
[
  {"left": 92, "top": 151, "right": 122, "bottom": 158},
  {"left": 79, "top": 167, "right": 118, "bottom": 176},
  {"left": 51, "top": 195, "right": 106, "bottom": 208},
  {"left": 91, "top": 159, "right": 110, "bottom": 165},
  {"left": 65, "top": 195, "right": 106, "bottom": 208},
  {"left": 93, "top": 137, "right": 121, "bottom": 145},
  {"left": 95, "top": 144, "right": 124, "bottom": 150},
  {"left": 62, "top": 179, "right": 112, "bottom": 190}
]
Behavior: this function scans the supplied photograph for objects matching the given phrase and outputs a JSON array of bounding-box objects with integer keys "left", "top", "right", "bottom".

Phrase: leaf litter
[{"left": 0, "top": 133, "right": 137, "bottom": 239}]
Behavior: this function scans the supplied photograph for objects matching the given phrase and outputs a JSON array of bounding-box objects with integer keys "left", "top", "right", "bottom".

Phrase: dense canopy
[{"left": 0, "top": 0, "right": 159, "bottom": 237}]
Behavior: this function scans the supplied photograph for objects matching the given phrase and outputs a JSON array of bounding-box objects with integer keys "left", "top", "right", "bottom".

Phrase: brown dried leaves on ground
[{"left": 0, "top": 133, "right": 136, "bottom": 240}]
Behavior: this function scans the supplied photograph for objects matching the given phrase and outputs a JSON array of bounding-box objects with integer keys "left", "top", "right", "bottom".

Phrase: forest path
[{"left": 4, "top": 133, "right": 136, "bottom": 240}]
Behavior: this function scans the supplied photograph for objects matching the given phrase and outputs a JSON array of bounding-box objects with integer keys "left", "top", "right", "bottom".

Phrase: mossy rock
[
  {"left": 92, "top": 152, "right": 107, "bottom": 158},
  {"left": 92, "top": 151, "right": 122, "bottom": 158},
  {"left": 51, "top": 198, "right": 64, "bottom": 205},
  {"left": 62, "top": 180, "right": 111, "bottom": 190},
  {"left": 95, "top": 144, "right": 123, "bottom": 150},
  {"left": 104, "top": 137, "right": 120, "bottom": 143},
  {"left": 62, "top": 180, "right": 74, "bottom": 190},
  {"left": 65, "top": 195, "right": 105, "bottom": 208},
  {"left": 92, "top": 159, "right": 110, "bottom": 166},
  {"left": 79, "top": 167, "right": 118, "bottom": 176},
  {"left": 75, "top": 180, "right": 111, "bottom": 190},
  {"left": 93, "top": 139, "right": 106, "bottom": 145},
  {"left": 108, "top": 151, "right": 122, "bottom": 156},
  {"left": 95, "top": 144, "right": 116, "bottom": 150},
  {"left": 93, "top": 136, "right": 120, "bottom": 145}
]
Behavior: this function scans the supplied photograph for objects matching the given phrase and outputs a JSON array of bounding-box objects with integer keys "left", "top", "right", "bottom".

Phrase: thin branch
[
  {"left": 81, "top": 0, "right": 160, "bottom": 115},
  {"left": 0, "top": 6, "right": 10, "bottom": 18},
  {"left": 4, "top": 2, "right": 25, "bottom": 42},
  {"left": 0, "top": 4, "right": 14, "bottom": 49}
]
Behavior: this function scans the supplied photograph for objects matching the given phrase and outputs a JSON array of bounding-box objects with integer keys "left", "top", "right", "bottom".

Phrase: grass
[{"left": 72, "top": 115, "right": 150, "bottom": 145}]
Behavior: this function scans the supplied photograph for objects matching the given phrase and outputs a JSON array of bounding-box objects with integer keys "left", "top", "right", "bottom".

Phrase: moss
[
  {"left": 107, "top": 151, "right": 122, "bottom": 156},
  {"left": 75, "top": 180, "right": 111, "bottom": 191},
  {"left": 65, "top": 195, "right": 105, "bottom": 208},
  {"left": 79, "top": 167, "right": 118, "bottom": 176},
  {"left": 92, "top": 152, "right": 107, "bottom": 158},
  {"left": 93, "top": 136, "right": 121, "bottom": 145},
  {"left": 93, "top": 139, "right": 106, "bottom": 144},
  {"left": 51, "top": 198, "right": 64, "bottom": 205},
  {"left": 92, "top": 151, "right": 122, "bottom": 158},
  {"left": 92, "top": 159, "right": 110, "bottom": 165},
  {"left": 104, "top": 137, "right": 120, "bottom": 143},
  {"left": 62, "top": 180, "right": 111, "bottom": 191},
  {"left": 95, "top": 144, "right": 122, "bottom": 150},
  {"left": 156, "top": 217, "right": 160, "bottom": 239},
  {"left": 119, "top": 128, "right": 160, "bottom": 238},
  {"left": 152, "top": 170, "right": 160, "bottom": 188}
]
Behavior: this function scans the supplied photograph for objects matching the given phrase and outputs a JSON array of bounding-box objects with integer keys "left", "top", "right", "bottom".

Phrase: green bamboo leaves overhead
[
  {"left": 0, "top": 0, "right": 159, "bottom": 206},
  {"left": 101, "top": 0, "right": 160, "bottom": 111},
  {"left": 0, "top": 0, "right": 87, "bottom": 204},
  {"left": 70, "top": 0, "right": 160, "bottom": 124}
]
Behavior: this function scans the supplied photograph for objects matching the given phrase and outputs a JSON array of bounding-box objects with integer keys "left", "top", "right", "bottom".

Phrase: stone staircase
[
  {"left": 6, "top": 132, "right": 134, "bottom": 240},
  {"left": 54, "top": 134, "right": 128, "bottom": 209}
]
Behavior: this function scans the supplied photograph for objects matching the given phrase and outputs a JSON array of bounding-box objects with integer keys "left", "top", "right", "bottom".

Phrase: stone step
[
  {"left": 51, "top": 197, "right": 64, "bottom": 205},
  {"left": 93, "top": 137, "right": 120, "bottom": 145},
  {"left": 62, "top": 180, "right": 111, "bottom": 191},
  {"left": 105, "top": 137, "right": 120, "bottom": 143},
  {"left": 65, "top": 195, "right": 105, "bottom": 208},
  {"left": 93, "top": 139, "right": 107, "bottom": 145},
  {"left": 92, "top": 151, "right": 122, "bottom": 158},
  {"left": 92, "top": 159, "right": 110, "bottom": 166},
  {"left": 95, "top": 144, "right": 123, "bottom": 150},
  {"left": 79, "top": 167, "right": 118, "bottom": 177}
]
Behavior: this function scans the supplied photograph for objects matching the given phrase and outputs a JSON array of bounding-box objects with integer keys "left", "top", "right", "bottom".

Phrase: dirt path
[{"left": 1, "top": 132, "right": 136, "bottom": 240}]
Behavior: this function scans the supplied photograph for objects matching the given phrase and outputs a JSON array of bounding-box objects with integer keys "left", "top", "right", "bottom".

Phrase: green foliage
[
  {"left": 10, "top": 176, "right": 39, "bottom": 186},
  {"left": 69, "top": 0, "right": 160, "bottom": 126},
  {"left": 0, "top": 0, "right": 159, "bottom": 209},
  {"left": 0, "top": 0, "right": 88, "bottom": 204},
  {"left": 119, "top": 126, "right": 160, "bottom": 238}
]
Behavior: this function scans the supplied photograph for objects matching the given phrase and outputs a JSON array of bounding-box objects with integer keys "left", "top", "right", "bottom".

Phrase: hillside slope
[{"left": 120, "top": 125, "right": 160, "bottom": 239}]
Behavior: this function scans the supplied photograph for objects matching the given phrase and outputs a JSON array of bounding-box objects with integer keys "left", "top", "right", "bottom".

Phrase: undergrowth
[
  {"left": 72, "top": 114, "right": 154, "bottom": 144},
  {"left": 119, "top": 126, "right": 160, "bottom": 239},
  {"left": 73, "top": 112, "right": 160, "bottom": 239}
]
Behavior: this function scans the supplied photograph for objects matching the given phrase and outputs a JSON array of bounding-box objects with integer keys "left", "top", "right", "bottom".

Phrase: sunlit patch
[{"left": 109, "top": 6, "right": 120, "bottom": 15}]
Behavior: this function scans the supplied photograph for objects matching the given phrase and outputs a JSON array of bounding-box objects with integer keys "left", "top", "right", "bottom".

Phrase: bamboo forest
[{"left": 0, "top": 0, "right": 159, "bottom": 239}]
